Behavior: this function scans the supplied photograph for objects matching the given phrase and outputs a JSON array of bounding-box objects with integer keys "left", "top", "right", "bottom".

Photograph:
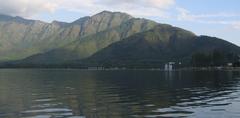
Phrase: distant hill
[
  {"left": 0, "top": 11, "right": 239, "bottom": 68},
  {"left": 0, "top": 11, "right": 134, "bottom": 61},
  {"left": 18, "top": 18, "right": 157, "bottom": 64},
  {"left": 81, "top": 26, "right": 240, "bottom": 67}
]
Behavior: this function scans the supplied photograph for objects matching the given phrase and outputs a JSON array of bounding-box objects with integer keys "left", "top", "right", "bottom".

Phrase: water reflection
[{"left": 0, "top": 69, "right": 240, "bottom": 118}]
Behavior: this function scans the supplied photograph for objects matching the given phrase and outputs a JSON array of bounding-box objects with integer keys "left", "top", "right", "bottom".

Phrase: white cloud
[
  {"left": 148, "top": 0, "right": 175, "bottom": 9},
  {"left": 177, "top": 8, "right": 195, "bottom": 21},
  {"left": 53, "top": 0, "right": 175, "bottom": 18},
  {"left": 177, "top": 8, "right": 240, "bottom": 30},
  {"left": 96, "top": 0, "right": 175, "bottom": 9},
  {"left": 177, "top": 8, "right": 240, "bottom": 21},
  {"left": 0, "top": 0, "right": 175, "bottom": 18},
  {"left": 0, "top": 0, "right": 57, "bottom": 17},
  {"left": 232, "top": 22, "right": 240, "bottom": 30}
]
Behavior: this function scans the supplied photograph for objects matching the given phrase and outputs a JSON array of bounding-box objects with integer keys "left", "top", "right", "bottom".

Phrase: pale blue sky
[{"left": 0, "top": 0, "right": 239, "bottom": 46}]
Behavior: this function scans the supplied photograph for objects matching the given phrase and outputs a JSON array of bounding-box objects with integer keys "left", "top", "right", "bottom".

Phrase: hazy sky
[{"left": 0, "top": 0, "right": 239, "bottom": 46}]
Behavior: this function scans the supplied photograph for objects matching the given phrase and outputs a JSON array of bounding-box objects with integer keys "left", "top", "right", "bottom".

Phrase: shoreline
[{"left": 0, "top": 67, "right": 240, "bottom": 71}]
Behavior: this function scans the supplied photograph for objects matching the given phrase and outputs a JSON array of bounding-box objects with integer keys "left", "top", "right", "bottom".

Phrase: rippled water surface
[{"left": 0, "top": 69, "right": 240, "bottom": 118}]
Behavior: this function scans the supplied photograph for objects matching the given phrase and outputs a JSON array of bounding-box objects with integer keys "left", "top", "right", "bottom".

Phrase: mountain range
[{"left": 0, "top": 11, "right": 239, "bottom": 68}]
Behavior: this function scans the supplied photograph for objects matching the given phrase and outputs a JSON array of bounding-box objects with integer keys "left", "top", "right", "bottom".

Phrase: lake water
[{"left": 0, "top": 69, "right": 240, "bottom": 118}]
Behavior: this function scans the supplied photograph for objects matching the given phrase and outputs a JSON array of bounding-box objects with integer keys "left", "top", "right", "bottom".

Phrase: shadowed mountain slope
[{"left": 0, "top": 11, "right": 133, "bottom": 61}]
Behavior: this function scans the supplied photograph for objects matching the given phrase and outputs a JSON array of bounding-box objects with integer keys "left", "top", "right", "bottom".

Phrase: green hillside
[
  {"left": 0, "top": 11, "right": 239, "bottom": 68},
  {"left": 82, "top": 26, "right": 240, "bottom": 67},
  {"left": 0, "top": 11, "right": 133, "bottom": 61}
]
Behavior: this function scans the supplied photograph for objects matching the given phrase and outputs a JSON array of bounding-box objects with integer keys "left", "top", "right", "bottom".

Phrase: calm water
[{"left": 0, "top": 69, "right": 240, "bottom": 118}]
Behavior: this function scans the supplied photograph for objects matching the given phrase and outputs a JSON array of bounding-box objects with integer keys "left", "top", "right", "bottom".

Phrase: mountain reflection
[{"left": 0, "top": 69, "right": 240, "bottom": 118}]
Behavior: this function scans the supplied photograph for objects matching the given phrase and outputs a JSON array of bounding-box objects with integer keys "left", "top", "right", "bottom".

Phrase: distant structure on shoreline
[{"left": 165, "top": 62, "right": 175, "bottom": 71}]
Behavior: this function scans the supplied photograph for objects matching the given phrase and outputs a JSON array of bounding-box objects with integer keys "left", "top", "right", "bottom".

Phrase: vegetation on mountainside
[
  {"left": 0, "top": 11, "right": 239, "bottom": 68},
  {"left": 0, "top": 11, "right": 133, "bottom": 61},
  {"left": 191, "top": 50, "right": 240, "bottom": 67}
]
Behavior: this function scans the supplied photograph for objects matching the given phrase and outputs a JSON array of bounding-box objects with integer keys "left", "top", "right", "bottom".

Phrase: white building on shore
[{"left": 164, "top": 62, "right": 175, "bottom": 71}]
